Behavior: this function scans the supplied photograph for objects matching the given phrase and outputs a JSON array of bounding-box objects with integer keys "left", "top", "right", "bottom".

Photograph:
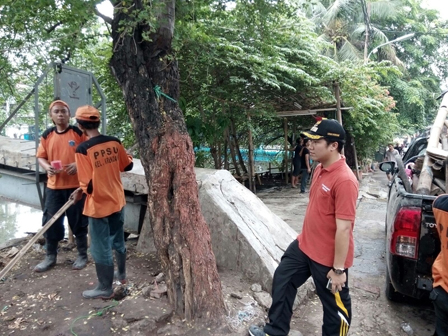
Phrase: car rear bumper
[{"left": 388, "top": 253, "right": 433, "bottom": 299}]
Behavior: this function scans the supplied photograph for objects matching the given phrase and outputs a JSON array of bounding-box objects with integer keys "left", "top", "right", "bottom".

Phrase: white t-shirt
[{"left": 385, "top": 149, "right": 399, "bottom": 163}]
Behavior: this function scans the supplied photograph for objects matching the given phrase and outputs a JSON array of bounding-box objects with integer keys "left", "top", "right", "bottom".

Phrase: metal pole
[
  {"left": 0, "top": 89, "right": 35, "bottom": 133},
  {"left": 33, "top": 66, "right": 52, "bottom": 210},
  {"left": 34, "top": 83, "right": 44, "bottom": 209}
]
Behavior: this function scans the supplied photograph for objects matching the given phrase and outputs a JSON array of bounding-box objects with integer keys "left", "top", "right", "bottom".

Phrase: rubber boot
[
  {"left": 82, "top": 263, "right": 114, "bottom": 299},
  {"left": 72, "top": 235, "right": 88, "bottom": 270},
  {"left": 34, "top": 239, "right": 58, "bottom": 272},
  {"left": 113, "top": 250, "right": 127, "bottom": 284}
]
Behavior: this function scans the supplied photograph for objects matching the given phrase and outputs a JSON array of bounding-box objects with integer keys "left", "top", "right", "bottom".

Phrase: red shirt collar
[{"left": 321, "top": 156, "right": 347, "bottom": 173}]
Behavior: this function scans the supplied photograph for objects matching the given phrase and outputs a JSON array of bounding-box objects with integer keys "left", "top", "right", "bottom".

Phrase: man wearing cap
[
  {"left": 35, "top": 100, "right": 89, "bottom": 272},
  {"left": 249, "top": 119, "right": 358, "bottom": 336},
  {"left": 71, "top": 105, "right": 133, "bottom": 299}
]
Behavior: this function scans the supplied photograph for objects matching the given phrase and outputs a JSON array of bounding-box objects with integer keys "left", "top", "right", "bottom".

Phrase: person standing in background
[
  {"left": 291, "top": 138, "right": 302, "bottom": 188},
  {"left": 384, "top": 143, "right": 399, "bottom": 181},
  {"left": 299, "top": 138, "right": 311, "bottom": 193}
]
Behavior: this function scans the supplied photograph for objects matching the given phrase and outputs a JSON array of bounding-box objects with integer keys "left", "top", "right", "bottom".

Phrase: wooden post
[
  {"left": 334, "top": 82, "right": 343, "bottom": 127},
  {"left": 284, "top": 118, "right": 289, "bottom": 184}
]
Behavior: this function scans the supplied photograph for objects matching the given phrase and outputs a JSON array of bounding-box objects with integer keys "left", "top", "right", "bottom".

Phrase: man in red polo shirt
[{"left": 249, "top": 119, "right": 358, "bottom": 336}]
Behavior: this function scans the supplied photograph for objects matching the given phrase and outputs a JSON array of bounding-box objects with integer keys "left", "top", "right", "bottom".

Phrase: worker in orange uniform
[
  {"left": 35, "top": 100, "right": 89, "bottom": 272},
  {"left": 71, "top": 105, "right": 133, "bottom": 299}
]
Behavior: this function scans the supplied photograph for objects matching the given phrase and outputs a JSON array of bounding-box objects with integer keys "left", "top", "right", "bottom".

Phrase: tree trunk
[
  {"left": 210, "top": 144, "right": 219, "bottom": 169},
  {"left": 223, "top": 128, "right": 229, "bottom": 170},
  {"left": 228, "top": 130, "right": 241, "bottom": 177},
  {"left": 110, "top": 0, "right": 225, "bottom": 320},
  {"left": 231, "top": 118, "right": 248, "bottom": 174},
  {"left": 247, "top": 114, "right": 255, "bottom": 193},
  {"left": 217, "top": 141, "right": 222, "bottom": 169}
]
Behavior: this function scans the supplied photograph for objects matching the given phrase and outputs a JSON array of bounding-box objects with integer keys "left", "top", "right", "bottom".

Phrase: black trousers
[
  {"left": 431, "top": 286, "right": 448, "bottom": 336},
  {"left": 42, "top": 187, "right": 88, "bottom": 241},
  {"left": 264, "top": 240, "right": 352, "bottom": 336}
]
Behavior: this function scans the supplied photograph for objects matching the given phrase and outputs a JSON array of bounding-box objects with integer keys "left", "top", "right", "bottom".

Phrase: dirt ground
[{"left": 0, "top": 171, "right": 436, "bottom": 336}]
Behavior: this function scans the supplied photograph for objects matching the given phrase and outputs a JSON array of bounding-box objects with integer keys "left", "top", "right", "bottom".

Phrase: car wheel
[{"left": 385, "top": 267, "right": 402, "bottom": 301}]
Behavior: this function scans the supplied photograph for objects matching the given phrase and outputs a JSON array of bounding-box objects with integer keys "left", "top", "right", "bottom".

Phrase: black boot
[
  {"left": 34, "top": 239, "right": 58, "bottom": 272},
  {"left": 72, "top": 235, "right": 88, "bottom": 270},
  {"left": 82, "top": 263, "right": 114, "bottom": 299},
  {"left": 113, "top": 250, "right": 127, "bottom": 284}
]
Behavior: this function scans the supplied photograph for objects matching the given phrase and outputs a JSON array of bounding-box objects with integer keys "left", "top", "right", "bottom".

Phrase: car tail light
[{"left": 391, "top": 207, "right": 421, "bottom": 259}]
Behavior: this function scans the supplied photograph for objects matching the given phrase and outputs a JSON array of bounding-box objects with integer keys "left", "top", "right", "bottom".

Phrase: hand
[
  {"left": 64, "top": 162, "right": 77, "bottom": 175},
  {"left": 70, "top": 188, "right": 83, "bottom": 204},
  {"left": 307, "top": 168, "right": 311, "bottom": 173},
  {"left": 327, "top": 269, "right": 346, "bottom": 294},
  {"left": 46, "top": 165, "right": 61, "bottom": 176}
]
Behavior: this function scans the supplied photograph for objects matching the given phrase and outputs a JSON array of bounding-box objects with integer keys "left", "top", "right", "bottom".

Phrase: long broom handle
[{"left": 0, "top": 196, "right": 76, "bottom": 280}]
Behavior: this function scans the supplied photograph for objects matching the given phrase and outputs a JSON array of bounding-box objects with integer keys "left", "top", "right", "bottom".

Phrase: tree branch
[
  {"left": 46, "top": 21, "right": 62, "bottom": 34},
  {"left": 94, "top": 8, "right": 112, "bottom": 24}
]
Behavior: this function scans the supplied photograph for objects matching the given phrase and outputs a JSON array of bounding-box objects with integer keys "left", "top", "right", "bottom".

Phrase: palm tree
[{"left": 298, "top": 0, "right": 401, "bottom": 64}]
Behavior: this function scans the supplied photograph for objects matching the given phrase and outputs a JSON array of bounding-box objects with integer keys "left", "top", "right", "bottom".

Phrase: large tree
[
  {"left": 0, "top": 0, "right": 225, "bottom": 320},
  {"left": 108, "top": 0, "right": 226, "bottom": 319}
]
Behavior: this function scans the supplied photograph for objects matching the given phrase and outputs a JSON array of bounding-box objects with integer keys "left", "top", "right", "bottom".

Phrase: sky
[
  {"left": 422, "top": 0, "right": 448, "bottom": 19},
  {"left": 97, "top": 1, "right": 113, "bottom": 18}
]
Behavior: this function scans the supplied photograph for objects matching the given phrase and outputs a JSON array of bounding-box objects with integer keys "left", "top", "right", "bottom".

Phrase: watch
[{"left": 332, "top": 267, "right": 345, "bottom": 275}]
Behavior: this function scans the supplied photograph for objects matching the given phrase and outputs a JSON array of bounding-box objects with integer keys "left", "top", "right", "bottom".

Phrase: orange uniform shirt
[
  {"left": 432, "top": 195, "right": 448, "bottom": 293},
  {"left": 36, "top": 126, "right": 88, "bottom": 189},
  {"left": 298, "top": 157, "right": 358, "bottom": 268},
  {"left": 75, "top": 135, "right": 133, "bottom": 218}
]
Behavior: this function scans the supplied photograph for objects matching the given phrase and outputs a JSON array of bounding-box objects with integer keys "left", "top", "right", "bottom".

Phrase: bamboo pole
[
  {"left": 0, "top": 197, "right": 76, "bottom": 280},
  {"left": 416, "top": 94, "right": 448, "bottom": 194}
]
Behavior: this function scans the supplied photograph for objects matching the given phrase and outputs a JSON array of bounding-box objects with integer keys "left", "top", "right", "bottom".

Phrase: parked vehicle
[{"left": 379, "top": 136, "right": 440, "bottom": 301}]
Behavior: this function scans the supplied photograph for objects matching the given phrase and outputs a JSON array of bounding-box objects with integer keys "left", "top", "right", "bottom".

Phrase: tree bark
[
  {"left": 247, "top": 114, "right": 255, "bottom": 193},
  {"left": 230, "top": 118, "right": 248, "bottom": 174},
  {"left": 110, "top": 0, "right": 225, "bottom": 320},
  {"left": 223, "top": 128, "right": 229, "bottom": 170},
  {"left": 227, "top": 129, "right": 241, "bottom": 177},
  {"left": 210, "top": 144, "right": 219, "bottom": 169}
]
